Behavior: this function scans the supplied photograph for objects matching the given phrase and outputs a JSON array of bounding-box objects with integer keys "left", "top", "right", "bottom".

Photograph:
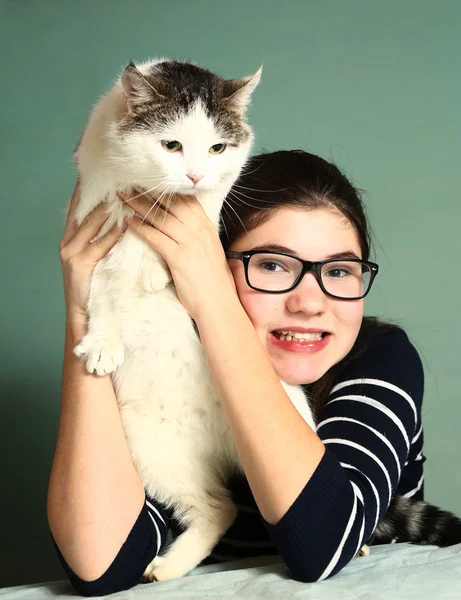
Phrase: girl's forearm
[
  {"left": 195, "top": 295, "right": 325, "bottom": 525},
  {"left": 47, "top": 313, "right": 145, "bottom": 581}
]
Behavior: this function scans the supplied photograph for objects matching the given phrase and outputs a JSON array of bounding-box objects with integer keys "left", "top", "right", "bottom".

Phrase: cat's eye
[
  {"left": 162, "top": 140, "right": 182, "bottom": 153},
  {"left": 209, "top": 143, "right": 227, "bottom": 155}
]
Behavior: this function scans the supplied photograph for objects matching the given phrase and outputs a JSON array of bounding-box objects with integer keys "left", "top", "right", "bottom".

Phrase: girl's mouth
[
  {"left": 272, "top": 330, "right": 328, "bottom": 342},
  {"left": 269, "top": 330, "right": 331, "bottom": 354}
]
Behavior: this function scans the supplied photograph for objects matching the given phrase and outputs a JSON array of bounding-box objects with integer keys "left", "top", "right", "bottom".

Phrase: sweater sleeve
[
  {"left": 263, "top": 328, "right": 424, "bottom": 582},
  {"left": 52, "top": 494, "right": 171, "bottom": 597}
]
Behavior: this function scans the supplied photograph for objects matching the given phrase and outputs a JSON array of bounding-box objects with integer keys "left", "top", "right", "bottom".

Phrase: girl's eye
[
  {"left": 162, "top": 140, "right": 182, "bottom": 152},
  {"left": 209, "top": 143, "right": 227, "bottom": 154},
  {"left": 260, "top": 261, "right": 284, "bottom": 272},
  {"left": 325, "top": 268, "right": 349, "bottom": 278}
]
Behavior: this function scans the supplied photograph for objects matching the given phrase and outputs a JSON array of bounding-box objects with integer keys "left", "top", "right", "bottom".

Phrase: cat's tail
[{"left": 368, "top": 495, "right": 461, "bottom": 547}]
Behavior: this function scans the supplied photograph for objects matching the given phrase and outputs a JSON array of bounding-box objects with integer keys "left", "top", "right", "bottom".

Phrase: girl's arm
[
  {"left": 47, "top": 313, "right": 146, "bottom": 581},
  {"left": 49, "top": 185, "right": 167, "bottom": 595},
  {"left": 195, "top": 293, "right": 326, "bottom": 525},
  {"left": 196, "top": 305, "right": 423, "bottom": 581}
]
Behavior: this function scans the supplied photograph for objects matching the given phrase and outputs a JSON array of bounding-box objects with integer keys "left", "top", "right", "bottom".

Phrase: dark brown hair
[{"left": 219, "top": 149, "right": 397, "bottom": 418}]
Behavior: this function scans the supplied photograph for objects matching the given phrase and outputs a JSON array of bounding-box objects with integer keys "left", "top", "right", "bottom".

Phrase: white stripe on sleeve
[
  {"left": 412, "top": 424, "right": 423, "bottom": 444},
  {"left": 146, "top": 499, "right": 166, "bottom": 526},
  {"left": 318, "top": 484, "right": 361, "bottom": 581},
  {"left": 322, "top": 438, "right": 392, "bottom": 503},
  {"left": 326, "top": 395, "right": 410, "bottom": 450},
  {"left": 317, "top": 416, "right": 402, "bottom": 478},
  {"left": 340, "top": 462, "right": 381, "bottom": 531},
  {"left": 404, "top": 450, "right": 424, "bottom": 466},
  {"left": 147, "top": 511, "right": 162, "bottom": 555},
  {"left": 403, "top": 474, "right": 424, "bottom": 498},
  {"left": 330, "top": 379, "right": 417, "bottom": 424},
  {"left": 351, "top": 482, "right": 366, "bottom": 559}
]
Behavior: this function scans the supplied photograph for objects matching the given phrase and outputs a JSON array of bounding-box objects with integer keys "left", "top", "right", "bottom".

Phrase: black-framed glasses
[{"left": 225, "top": 250, "right": 379, "bottom": 300}]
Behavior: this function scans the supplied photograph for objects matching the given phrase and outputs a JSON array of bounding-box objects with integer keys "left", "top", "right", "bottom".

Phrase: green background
[{"left": 1, "top": 0, "right": 460, "bottom": 588}]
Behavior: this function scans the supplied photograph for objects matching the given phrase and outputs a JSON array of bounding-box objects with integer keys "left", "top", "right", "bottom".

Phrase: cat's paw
[
  {"left": 356, "top": 544, "right": 370, "bottom": 558},
  {"left": 141, "top": 555, "right": 183, "bottom": 583},
  {"left": 139, "top": 261, "right": 172, "bottom": 293},
  {"left": 141, "top": 555, "right": 166, "bottom": 583},
  {"left": 74, "top": 335, "right": 125, "bottom": 376}
]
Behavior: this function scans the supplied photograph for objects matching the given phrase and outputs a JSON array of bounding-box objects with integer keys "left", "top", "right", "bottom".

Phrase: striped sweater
[{"left": 55, "top": 323, "right": 425, "bottom": 596}]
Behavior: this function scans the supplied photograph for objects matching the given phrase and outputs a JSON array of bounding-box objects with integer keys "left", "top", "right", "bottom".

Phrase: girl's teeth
[{"left": 274, "top": 331, "right": 324, "bottom": 342}]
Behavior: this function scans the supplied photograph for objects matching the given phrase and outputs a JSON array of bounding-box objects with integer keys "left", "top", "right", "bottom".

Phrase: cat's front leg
[
  {"left": 142, "top": 495, "right": 237, "bottom": 582},
  {"left": 73, "top": 262, "right": 125, "bottom": 376},
  {"left": 138, "top": 253, "right": 172, "bottom": 293}
]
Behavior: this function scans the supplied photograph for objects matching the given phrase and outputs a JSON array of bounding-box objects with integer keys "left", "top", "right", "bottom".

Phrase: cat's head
[{"left": 110, "top": 59, "right": 261, "bottom": 197}]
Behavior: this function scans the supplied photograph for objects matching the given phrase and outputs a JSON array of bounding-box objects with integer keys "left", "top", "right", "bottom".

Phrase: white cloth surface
[{"left": 2, "top": 543, "right": 461, "bottom": 599}]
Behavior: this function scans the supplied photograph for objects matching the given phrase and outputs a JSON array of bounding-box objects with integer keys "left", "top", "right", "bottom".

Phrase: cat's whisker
[
  {"left": 163, "top": 187, "right": 177, "bottom": 213},
  {"left": 227, "top": 197, "right": 261, "bottom": 212},
  {"left": 227, "top": 188, "right": 274, "bottom": 207},
  {"left": 206, "top": 184, "right": 233, "bottom": 238},
  {"left": 137, "top": 185, "right": 169, "bottom": 227},
  {"left": 232, "top": 183, "right": 291, "bottom": 194},
  {"left": 219, "top": 204, "right": 231, "bottom": 241},
  {"left": 237, "top": 156, "right": 270, "bottom": 178},
  {"left": 151, "top": 189, "right": 171, "bottom": 224},
  {"left": 203, "top": 184, "right": 229, "bottom": 237},
  {"left": 128, "top": 184, "right": 167, "bottom": 196},
  {"left": 123, "top": 176, "right": 165, "bottom": 183},
  {"left": 130, "top": 182, "right": 168, "bottom": 202},
  {"left": 142, "top": 182, "right": 169, "bottom": 204},
  {"left": 222, "top": 197, "right": 249, "bottom": 237},
  {"left": 160, "top": 190, "right": 176, "bottom": 231},
  {"left": 226, "top": 190, "right": 266, "bottom": 212}
]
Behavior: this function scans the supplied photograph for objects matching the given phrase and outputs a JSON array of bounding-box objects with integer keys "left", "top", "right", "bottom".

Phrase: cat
[{"left": 71, "top": 57, "right": 321, "bottom": 582}]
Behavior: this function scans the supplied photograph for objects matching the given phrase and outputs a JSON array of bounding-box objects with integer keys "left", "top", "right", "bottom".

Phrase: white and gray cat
[{"left": 72, "top": 58, "right": 317, "bottom": 582}]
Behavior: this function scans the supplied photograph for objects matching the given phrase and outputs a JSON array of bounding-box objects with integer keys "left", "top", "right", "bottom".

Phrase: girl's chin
[{"left": 274, "top": 363, "right": 328, "bottom": 385}]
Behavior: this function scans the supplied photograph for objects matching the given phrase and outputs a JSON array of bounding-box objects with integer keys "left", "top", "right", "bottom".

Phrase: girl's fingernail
[
  {"left": 120, "top": 218, "right": 129, "bottom": 233},
  {"left": 118, "top": 191, "right": 129, "bottom": 201}
]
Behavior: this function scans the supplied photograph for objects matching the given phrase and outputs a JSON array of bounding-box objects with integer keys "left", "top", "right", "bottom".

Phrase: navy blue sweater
[{"left": 53, "top": 323, "right": 425, "bottom": 596}]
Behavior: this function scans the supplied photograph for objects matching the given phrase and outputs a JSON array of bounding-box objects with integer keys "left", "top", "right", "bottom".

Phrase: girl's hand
[
  {"left": 119, "top": 190, "right": 237, "bottom": 320},
  {"left": 60, "top": 181, "right": 127, "bottom": 319}
]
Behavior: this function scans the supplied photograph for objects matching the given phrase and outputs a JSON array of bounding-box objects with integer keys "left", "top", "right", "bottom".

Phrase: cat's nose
[{"left": 186, "top": 173, "right": 203, "bottom": 185}]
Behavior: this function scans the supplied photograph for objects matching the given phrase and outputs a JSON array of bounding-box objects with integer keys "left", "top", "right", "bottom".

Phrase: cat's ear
[
  {"left": 121, "top": 61, "right": 165, "bottom": 112},
  {"left": 222, "top": 67, "right": 262, "bottom": 114}
]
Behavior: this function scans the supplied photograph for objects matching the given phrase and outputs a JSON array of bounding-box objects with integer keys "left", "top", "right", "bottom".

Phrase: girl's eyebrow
[
  {"left": 248, "top": 243, "right": 361, "bottom": 261},
  {"left": 248, "top": 243, "right": 296, "bottom": 254},
  {"left": 324, "top": 251, "right": 361, "bottom": 260}
]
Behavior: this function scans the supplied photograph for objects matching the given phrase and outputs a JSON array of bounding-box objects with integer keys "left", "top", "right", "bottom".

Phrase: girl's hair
[{"left": 219, "top": 149, "right": 398, "bottom": 418}]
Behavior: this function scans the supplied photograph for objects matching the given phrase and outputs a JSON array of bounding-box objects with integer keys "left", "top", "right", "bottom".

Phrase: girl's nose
[{"left": 285, "top": 272, "right": 327, "bottom": 315}]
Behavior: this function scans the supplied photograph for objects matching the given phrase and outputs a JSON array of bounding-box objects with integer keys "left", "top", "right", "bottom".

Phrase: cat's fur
[
  {"left": 72, "top": 58, "right": 319, "bottom": 582},
  {"left": 369, "top": 495, "right": 461, "bottom": 547}
]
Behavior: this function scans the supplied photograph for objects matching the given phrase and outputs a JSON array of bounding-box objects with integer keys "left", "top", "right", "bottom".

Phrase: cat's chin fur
[{"left": 71, "top": 57, "right": 317, "bottom": 582}]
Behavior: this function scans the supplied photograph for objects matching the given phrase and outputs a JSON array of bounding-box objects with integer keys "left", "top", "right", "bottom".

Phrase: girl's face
[{"left": 228, "top": 208, "right": 365, "bottom": 384}]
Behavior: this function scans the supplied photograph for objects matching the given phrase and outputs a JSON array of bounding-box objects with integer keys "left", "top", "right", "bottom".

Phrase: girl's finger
[
  {"left": 61, "top": 180, "right": 82, "bottom": 247},
  {"left": 158, "top": 192, "right": 208, "bottom": 225},
  {"left": 126, "top": 216, "right": 177, "bottom": 260},
  {"left": 63, "top": 202, "right": 113, "bottom": 257},
  {"left": 121, "top": 190, "right": 198, "bottom": 234},
  {"left": 120, "top": 189, "right": 188, "bottom": 223},
  {"left": 85, "top": 221, "right": 128, "bottom": 261}
]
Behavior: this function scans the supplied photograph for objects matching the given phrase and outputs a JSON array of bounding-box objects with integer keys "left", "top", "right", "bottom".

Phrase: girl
[{"left": 49, "top": 150, "right": 424, "bottom": 596}]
